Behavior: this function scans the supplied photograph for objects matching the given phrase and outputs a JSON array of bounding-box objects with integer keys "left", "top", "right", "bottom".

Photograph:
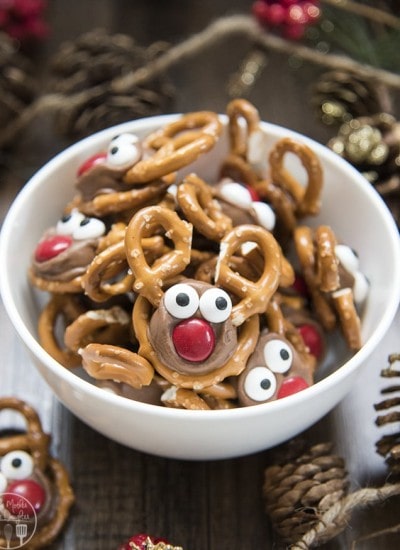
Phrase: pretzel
[
  {"left": 133, "top": 294, "right": 260, "bottom": 389},
  {"left": 161, "top": 383, "right": 237, "bottom": 410},
  {"left": 64, "top": 306, "right": 131, "bottom": 352},
  {"left": 0, "top": 397, "right": 74, "bottom": 550},
  {"left": 215, "top": 225, "right": 282, "bottom": 326},
  {"left": 80, "top": 343, "right": 154, "bottom": 388},
  {"left": 239, "top": 241, "right": 295, "bottom": 288},
  {"left": 28, "top": 266, "right": 84, "bottom": 294},
  {"left": 220, "top": 153, "right": 260, "bottom": 188},
  {"left": 71, "top": 179, "right": 169, "bottom": 217},
  {"left": 82, "top": 236, "right": 166, "bottom": 302},
  {"left": 332, "top": 287, "right": 362, "bottom": 350},
  {"left": 177, "top": 173, "right": 232, "bottom": 241},
  {"left": 125, "top": 205, "right": 192, "bottom": 307},
  {"left": 124, "top": 111, "right": 222, "bottom": 184},
  {"left": 269, "top": 137, "right": 323, "bottom": 217},
  {"left": 294, "top": 225, "right": 363, "bottom": 349},
  {"left": 194, "top": 254, "right": 259, "bottom": 284},
  {"left": 38, "top": 294, "right": 85, "bottom": 368},
  {"left": 226, "top": 98, "right": 263, "bottom": 160}
]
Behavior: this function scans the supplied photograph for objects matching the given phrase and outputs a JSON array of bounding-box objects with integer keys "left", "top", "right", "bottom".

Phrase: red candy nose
[
  {"left": 172, "top": 318, "right": 215, "bottom": 362},
  {"left": 6, "top": 479, "right": 46, "bottom": 516},
  {"left": 35, "top": 235, "right": 73, "bottom": 262},
  {"left": 277, "top": 376, "right": 309, "bottom": 399},
  {"left": 77, "top": 152, "right": 107, "bottom": 176},
  {"left": 245, "top": 184, "right": 260, "bottom": 202},
  {"left": 298, "top": 323, "right": 323, "bottom": 360}
]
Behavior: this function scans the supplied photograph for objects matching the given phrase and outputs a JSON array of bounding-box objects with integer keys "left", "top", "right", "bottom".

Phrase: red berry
[
  {"left": 6, "top": 479, "right": 46, "bottom": 516},
  {"left": 172, "top": 318, "right": 215, "bottom": 362},
  {"left": 266, "top": 4, "right": 287, "bottom": 26},
  {"left": 119, "top": 534, "right": 168, "bottom": 550},
  {"left": 292, "top": 273, "right": 309, "bottom": 297},
  {"left": 277, "top": 376, "right": 309, "bottom": 399},
  {"left": 303, "top": 2, "right": 321, "bottom": 23},
  {"left": 286, "top": 4, "right": 308, "bottom": 25},
  {"left": 34, "top": 235, "right": 73, "bottom": 262},
  {"left": 252, "top": 1, "right": 270, "bottom": 24},
  {"left": 284, "top": 22, "right": 306, "bottom": 39},
  {"left": 77, "top": 152, "right": 107, "bottom": 177}
]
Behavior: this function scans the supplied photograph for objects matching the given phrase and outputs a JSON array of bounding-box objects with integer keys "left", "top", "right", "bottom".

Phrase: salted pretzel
[
  {"left": 294, "top": 225, "right": 363, "bottom": 349},
  {"left": 226, "top": 98, "right": 265, "bottom": 162},
  {"left": 38, "top": 294, "right": 86, "bottom": 368},
  {"left": 124, "top": 205, "right": 193, "bottom": 307},
  {"left": 161, "top": 381, "right": 237, "bottom": 410},
  {"left": 71, "top": 179, "right": 169, "bottom": 217},
  {"left": 215, "top": 225, "right": 283, "bottom": 327},
  {"left": 80, "top": 343, "right": 154, "bottom": 389},
  {"left": 269, "top": 137, "right": 323, "bottom": 218},
  {"left": 64, "top": 306, "right": 131, "bottom": 352},
  {"left": 0, "top": 397, "right": 74, "bottom": 549},
  {"left": 133, "top": 293, "right": 259, "bottom": 389},
  {"left": 124, "top": 111, "right": 222, "bottom": 184},
  {"left": 82, "top": 235, "right": 166, "bottom": 302},
  {"left": 176, "top": 173, "right": 232, "bottom": 241},
  {"left": 194, "top": 254, "right": 259, "bottom": 284}
]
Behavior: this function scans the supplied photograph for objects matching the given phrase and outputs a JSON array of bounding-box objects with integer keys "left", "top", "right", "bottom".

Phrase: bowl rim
[{"left": 1, "top": 114, "right": 400, "bottom": 420}]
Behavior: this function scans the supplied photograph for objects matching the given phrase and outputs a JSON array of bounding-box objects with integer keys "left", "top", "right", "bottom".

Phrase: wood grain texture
[{"left": 1, "top": 2, "right": 399, "bottom": 549}]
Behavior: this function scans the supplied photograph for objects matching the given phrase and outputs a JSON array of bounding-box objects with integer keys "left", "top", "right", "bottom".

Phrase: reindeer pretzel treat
[
  {"left": 0, "top": 398, "right": 74, "bottom": 549},
  {"left": 27, "top": 100, "right": 370, "bottom": 409}
]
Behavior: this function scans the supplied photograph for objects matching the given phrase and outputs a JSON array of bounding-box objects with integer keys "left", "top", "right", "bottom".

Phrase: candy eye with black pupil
[
  {"left": 199, "top": 288, "right": 232, "bottom": 323},
  {"left": 56, "top": 209, "right": 85, "bottom": 235},
  {"left": 1, "top": 450, "right": 34, "bottom": 480},
  {"left": 164, "top": 283, "right": 199, "bottom": 319},
  {"left": 263, "top": 339, "right": 293, "bottom": 373},
  {"left": 106, "top": 133, "right": 141, "bottom": 168},
  {"left": 72, "top": 217, "right": 106, "bottom": 240},
  {"left": 243, "top": 366, "right": 277, "bottom": 402}
]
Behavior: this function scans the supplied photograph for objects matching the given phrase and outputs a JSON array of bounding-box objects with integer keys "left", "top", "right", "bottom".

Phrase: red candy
[
  {"left": 172, "top": 318, "right": 215, "bottom": 362},
  {"left": 6, "top": 479, "right": 46, "bottom": 516},
  {"left": 245, "top": 184, "right": 261, "bottom": 202},
  {"left": 119, "top": 534, "right": 168, "bottom": 550},
  {"left": 77, "top": 152, "right": 107, "bottom": 177},
  {"left": 298, "top": 323, "right": 323, "bottom": 359},
  {"left": 277, "top": 376, "right": 309, "bottom": 399},
  {"left": 34, "top": 235, "right": 73, "bottom": 262}
]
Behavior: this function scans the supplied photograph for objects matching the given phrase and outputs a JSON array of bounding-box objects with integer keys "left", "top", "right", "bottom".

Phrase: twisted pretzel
[
  {"left": 161, "top": 382, "right": 237, "bottom": 410},
  {"left": 125, "top": 205, "right": 192, "bottom": 307},
  {"left": 177, "top": 173, "right": 232, "bottom": 241},
  {"left": 72, "top": 179, "right": 169, "bottom": 217},
  {"left": 226, "top": 98, "right": 263, "bottom": 160},
  {"left": 269, "top": 137, "right": 323, "bottom": 217},
  {"left": 133, "top": 294, "right": 260, "bottom": 389},
  {"left": 64, "top": 306, "right": 131, "bottom": 352},
  {"left": 124, "top": 111, "right": 222, "bottom": 184},
  {"left": 38, "top": 294, "right": 85, "bottom": 368},
  {"left": 80, "top": 343, "right": 154, "bottom": 389},
  {"left": 294, "top": 225, "right": 362, "bottom": 349},
  {"left": 215, "top": 225, "right": 282, "bottom": 326}
]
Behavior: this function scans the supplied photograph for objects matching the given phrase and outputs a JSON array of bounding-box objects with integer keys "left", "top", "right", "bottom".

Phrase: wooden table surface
[{"left": 1, "top": 2, "right": 400, "bottom": 549}]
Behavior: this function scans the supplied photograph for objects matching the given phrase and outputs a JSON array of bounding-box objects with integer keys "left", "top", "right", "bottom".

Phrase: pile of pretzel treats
[{"left": 29, "top": 99, "right": 369, "bottom": 410}]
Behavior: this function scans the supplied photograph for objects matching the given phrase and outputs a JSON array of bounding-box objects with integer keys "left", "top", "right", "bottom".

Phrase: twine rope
[{"left": 2, "top": 14, "right": 400, "bottom": 149}]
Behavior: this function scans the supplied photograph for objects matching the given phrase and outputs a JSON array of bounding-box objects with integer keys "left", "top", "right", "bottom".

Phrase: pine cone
[
  {"left": 263, "top": 441, "right": 349, "bottom": 544},
  {"left": 0, "top": 32, "right": 38, "bottom": 137},
  {"left": 47, "top": 28, "right": 175, "bottom": 138},
  {"left": 311, "top": 70, "right": 392, "bottom": 126},
  {"left": 375, "top": 354, "right": 400, "bottom": 477}
]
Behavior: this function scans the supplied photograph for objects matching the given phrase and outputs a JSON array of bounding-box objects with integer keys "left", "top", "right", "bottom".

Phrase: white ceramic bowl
[{"left": 1, "top": 115, "right": 400, "bottom": 460}]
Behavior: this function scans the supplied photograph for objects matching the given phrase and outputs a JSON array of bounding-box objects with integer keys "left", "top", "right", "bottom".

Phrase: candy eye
[
  {"left": 164, "top": 284, "right": 199, "bottom": 319},
  {"left": 251, "top": 201, "right": 276, "bottom": 231},
  {"left": 1, "top": 451, "right": 34, "bottom": 480},
  {"left": 106, "top": 133, "right": 141, "bottom": 168},
  {"left": 56, "top": 209, "right": 85, "bottom": 235},
  {"left": 72, "top": 217, "right": 106, "bottom": 240},
  {"left": 263, "top": 339, "right": 293, "bottom": 373},
  {"left": 244, "top": 366, "right": 277, "bottom": 402},
  {"left": 199, "top": 288, "right": 232, "bottom": 323},
  {"left": 335, "top": 244, "right": 360, "bottom": 273},
  {"left": 218, "top": 182, "right": 252, "bottom": 207},
  {"left": 353, "top": 272, "right": 369, "bottom": 304}
]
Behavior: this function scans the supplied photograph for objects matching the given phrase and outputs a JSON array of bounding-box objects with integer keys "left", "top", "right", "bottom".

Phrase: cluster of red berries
[
  {"left": 252, "top": 0, "right": 321, "bottom": 39},
  {"left": 0, "top": 0, "right": 48, "bottom": 42}
]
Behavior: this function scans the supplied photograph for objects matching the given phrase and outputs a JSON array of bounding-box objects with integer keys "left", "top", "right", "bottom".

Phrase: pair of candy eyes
[
  {"left": 56, "top": 210, "right": 106, "bottom": 241},
  {"left": 243, "top": 340, "right": 294, "bottom": 402},
  {"left": 164, "top": 283, "right": 232, "bottom": 324},
  {"left": 0, "top": 451, "right": 34, "bottom": 491}
]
